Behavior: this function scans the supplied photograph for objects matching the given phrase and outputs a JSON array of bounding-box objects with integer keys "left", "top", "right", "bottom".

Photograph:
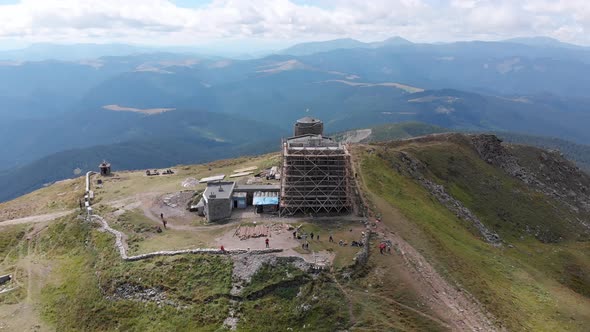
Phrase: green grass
[
  {"left": 0, "top": 177, "right": 83, "bottom": 221},
  {"left": 0, "top": 224, "right": 26, "bottom": 258},
  {"left": 31, "top": 214, "right": 354, "bottom": 331},
  {"left": 108, "top": 209, "right": 228, "bottom": 255},
  {"left": 240, "top": 262, "right": 308, "bottom": 299},
  {"left": 358, "top": 144, "right": 590, "bottom": 331},
  {"left": 38, "top": 216, "right": 231, "bottom": 331},
  {"left": 238, "top": 273, "right": 349, "bottom": 331},
  {"left": 409, "top": 142, "right": 582, "bottom": 242}
]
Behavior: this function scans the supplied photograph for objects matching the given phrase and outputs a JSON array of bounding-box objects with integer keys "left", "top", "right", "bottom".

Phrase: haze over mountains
[{"left": 1, "top": 36, "right": 590, "bottom": 202}]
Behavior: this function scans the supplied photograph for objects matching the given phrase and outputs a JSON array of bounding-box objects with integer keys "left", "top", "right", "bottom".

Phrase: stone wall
[{"left": 91, "top": 214, "right": 282, "bottom": 262}]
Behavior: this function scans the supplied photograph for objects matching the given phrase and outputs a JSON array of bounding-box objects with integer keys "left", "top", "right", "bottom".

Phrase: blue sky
[{"left": 0, "top": 0, "right": 588, "bottom": 50}]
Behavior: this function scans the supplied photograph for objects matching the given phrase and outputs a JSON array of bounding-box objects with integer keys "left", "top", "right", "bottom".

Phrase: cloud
[{"left": 0, "top": 0, "right": 588, "bottom": 46}]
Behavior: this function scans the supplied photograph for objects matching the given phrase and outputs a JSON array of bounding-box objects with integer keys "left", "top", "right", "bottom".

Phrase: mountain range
[{"left": 1, "top": 36, "right": 590, "bottom": 201}]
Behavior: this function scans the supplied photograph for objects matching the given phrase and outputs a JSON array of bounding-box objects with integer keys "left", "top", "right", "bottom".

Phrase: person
[
  {"left": 310, "top": 232, "right": 314, "bottom": 240},
  {"left": 162, "top": 219, "right": 167, "bottom": 229},
  {"left": 317, "top": 233, "right": 320, "bottom": 241},
  {"left": 329, "top": 232, "right": 334, "bottom": 243},
  {"left": 293, "top": 231, "right": 297, "bottom": 239},
  {"left": 160, "top": 213, "right": 164, "bottom": 220},
  {"left": 265, "top": 238, "right": 269, "bottom": 248},
  {"left": 220, "top": 245, "right": 225, "bottom": 253},
  {"left": 379, "top": 242, "right": 386, "bottom": 254}
]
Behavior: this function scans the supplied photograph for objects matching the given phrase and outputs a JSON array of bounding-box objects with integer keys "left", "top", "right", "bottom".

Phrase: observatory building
[
  {"left": 280, "top": 117, "right": 353, "bottom": 215},
  {"left": 293, "top": 116, "right": 324, "bottom": 137}
]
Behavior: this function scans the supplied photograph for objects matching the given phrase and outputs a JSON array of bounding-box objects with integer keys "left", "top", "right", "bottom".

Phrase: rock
[{"left": 397, "top": 152, "right": 501, "bottom": 245}]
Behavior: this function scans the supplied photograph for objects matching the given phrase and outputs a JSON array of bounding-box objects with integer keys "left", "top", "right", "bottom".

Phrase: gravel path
[{"left": 0, "top": 210, "right": 74, "bottom": 227}]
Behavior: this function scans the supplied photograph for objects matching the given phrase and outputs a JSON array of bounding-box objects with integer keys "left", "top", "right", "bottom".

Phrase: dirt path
[
  {"left": 349, "top": 148, "right": 498, "bottom": 331},
  {"left": 0, "top": 210, "right": 74, "bottom": 227},
  {"left": 366, "top": 291, "right": 451, "bottom": 329},
  {"left": 364, "top": 193, "right": 498, "bottom": 331},
  {"left": 331, "top": 274, "right": 357, "bottom": 328},
  {"left": 0, "top": 235, "right": 52, "bottom": 331}
]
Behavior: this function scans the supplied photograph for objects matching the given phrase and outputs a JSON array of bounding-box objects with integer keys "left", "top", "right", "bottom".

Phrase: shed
[
  {"left": 253, "top": 191, "right": 279, "bottom": 213},
  {"left": 234, "top": 184, "right": 280, "bottom": 206},
  {"left": 99, "top": 161, "right": 111, "bottom": 176},
  {"left": 232, "top": 192, "right": 247, "bottom": 209}
]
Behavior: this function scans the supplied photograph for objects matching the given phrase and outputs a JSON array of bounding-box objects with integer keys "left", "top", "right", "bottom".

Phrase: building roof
[
  {"left": 199, "top": 174, "right": 225, "bottom": 183},
  {"left": 297, "top": 116, "right": 321, "bottom": 124},
  {"left": 286, "top": 134, "right": 341, "bottom": 148},
  {"left": 234, "top": 184, "right": 280, "bottom": 192},
  {"left": 203, "top": 181, "right": 235, "bottom": 200}
]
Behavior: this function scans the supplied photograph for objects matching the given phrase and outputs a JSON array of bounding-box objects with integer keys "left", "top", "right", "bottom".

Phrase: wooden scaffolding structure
[{"left": 279, "top": 137, "right": 353, "bottom": 216}]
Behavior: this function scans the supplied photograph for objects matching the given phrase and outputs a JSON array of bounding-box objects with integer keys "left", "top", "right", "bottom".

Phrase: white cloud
[{"left": 0, "top": 0, "right": 588, "bottom": 46}]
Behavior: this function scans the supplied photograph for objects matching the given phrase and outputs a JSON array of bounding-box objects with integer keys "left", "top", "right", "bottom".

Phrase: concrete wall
[{"left": 206, "top": 198, "right": 232, "bottom": 222}]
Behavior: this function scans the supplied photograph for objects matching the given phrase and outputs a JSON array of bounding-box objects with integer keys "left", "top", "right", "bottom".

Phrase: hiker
[
  {"left": 387, "top": 244, "right": 392, "bottom": 254},
  {"left": 310, "top": 232, "right": 314, "bottom": 240},
  {"left": 379, "top": 243, "right": 386, "bottom": 254},
  {"left": 160, "top": 213, "right": 164, "bottom": 220},
  {"left": 329, "top": 232, "right": 334, "bottom": 243},
  {"left": 162, "top": 219, "right": 167, "bottom": 229},
  {"left": 293, "top": 231, "right": 297, "bottom": 239},
  {"left": 220, "top": 245, "right": 225, "bottom": 253},
  {"left": 265, "top": 238, "right": 269, "bottom": 248},
  {"left": 317, "top": 233, "right": 320, "bottom": 241}
]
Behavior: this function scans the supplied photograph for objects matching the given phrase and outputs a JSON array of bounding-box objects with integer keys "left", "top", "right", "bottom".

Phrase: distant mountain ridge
[
  {"left": 2, "top": 36, "right": 590, "bottom": 200},
  {"left": 503, "top": 36, "right": 588, "bottom": 49},
  {"left": 280, "top": 36, "right": 413, "bottom": 55},
  {"left": 0, "top": 43, "right": 155, "bottom": 61}
]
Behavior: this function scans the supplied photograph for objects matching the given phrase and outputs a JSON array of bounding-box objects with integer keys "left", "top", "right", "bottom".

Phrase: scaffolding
[{"left": 280, "top": 136, "right": 353, "bottom": 216}]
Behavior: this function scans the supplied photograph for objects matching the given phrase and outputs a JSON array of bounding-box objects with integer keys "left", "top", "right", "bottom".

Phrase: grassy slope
[
  {"left": 335, "top": 122, "right": 590, "bottom": 173},
  {"left": 356, "top": 142, "right": 590, "bottom": 331},
  {"left": 367, "top": 122, "right": 448, "bottom": 142},
  {"left": 0, "top": 177, "right": 83, "bottom": 221},
  {"left": 23, "top": 214, "right": 352, "bottom": 331}
]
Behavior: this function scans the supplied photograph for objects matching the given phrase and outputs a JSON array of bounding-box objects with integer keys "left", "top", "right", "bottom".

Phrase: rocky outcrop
[
  {"left": 469, "top": 134, "right": 590, "bottom": 216},
  {"left": 352, "top": 230, "right": 372, "bottom": 266},
  {"left": 225, "top": 253, "right": 316, "bottom": 330},
  {"left": 397, "top": 151, "right": 502, "bottom": 245},
  {"left": 106, "top": 284, "right": 175, "bottom": 306}
]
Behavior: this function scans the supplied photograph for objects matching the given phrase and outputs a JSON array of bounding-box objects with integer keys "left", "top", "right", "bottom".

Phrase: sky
[{"left": 0, "top": 0, "right": 589, "bottom": 51}]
